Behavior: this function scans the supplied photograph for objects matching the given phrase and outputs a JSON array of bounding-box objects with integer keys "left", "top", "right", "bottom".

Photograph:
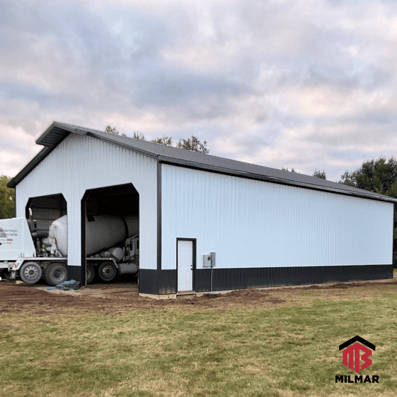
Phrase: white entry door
[{"left": 177, "top": 240, "right": 193, "bottom": 291}]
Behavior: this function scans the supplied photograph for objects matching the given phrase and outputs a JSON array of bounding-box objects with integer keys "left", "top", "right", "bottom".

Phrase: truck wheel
[
  {"left": 45, "top": 263, "right": 68, "bottom": 286},
  {"left": 98, "top": 262, "right": 117, "bottom": 282},
  {"left": 19, "top": 262, "right": 42, "bottom": 284},
  {"left": 86, "top": 265, "right": 95, "bottom": 284}
]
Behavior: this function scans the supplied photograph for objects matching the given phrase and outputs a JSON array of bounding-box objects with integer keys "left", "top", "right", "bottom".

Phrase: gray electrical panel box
[
  {"left": 203, "top": 252, "right": 216, "bottom": 267},
  {"left": 210, "top": 252, "right": 216, "bottom": 267}
]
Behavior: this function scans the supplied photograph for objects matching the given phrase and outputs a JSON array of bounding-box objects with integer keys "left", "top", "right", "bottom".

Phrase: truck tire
[
  {"left": 98, "top": 262, "right": 117, "bottom": 282},
  {"left": 19, "top": 262, "right": 42, "bottom": 284},
  {"left": 45, "top": 263, "right": 68, "bottom": 286},
  {"left": 86, "top": 265, "right": 95, "bottom": 284}
]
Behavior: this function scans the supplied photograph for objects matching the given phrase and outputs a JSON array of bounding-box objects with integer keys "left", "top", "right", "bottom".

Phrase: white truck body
[{"left": 0, "top": 217, "right": 36, "bottom": 261}]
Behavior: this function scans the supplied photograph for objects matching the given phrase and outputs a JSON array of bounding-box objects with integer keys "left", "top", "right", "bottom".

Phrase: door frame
[{"left": 176, "top": 238, "right": 196, "bottom": 292}]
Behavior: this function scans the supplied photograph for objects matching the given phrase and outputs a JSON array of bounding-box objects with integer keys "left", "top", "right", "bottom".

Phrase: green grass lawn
[{"left": 1, "top": 283, "right": 396, "bottom": 397}]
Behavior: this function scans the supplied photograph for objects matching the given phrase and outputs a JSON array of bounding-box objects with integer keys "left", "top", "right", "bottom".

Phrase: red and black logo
[{"left": 335, "top": 336, "right": 379, "bottom": 384}]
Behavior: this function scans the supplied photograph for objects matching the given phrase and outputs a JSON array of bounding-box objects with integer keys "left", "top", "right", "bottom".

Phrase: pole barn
[{"left": 8, "top": 122, "right": 396, "bottom": 295}]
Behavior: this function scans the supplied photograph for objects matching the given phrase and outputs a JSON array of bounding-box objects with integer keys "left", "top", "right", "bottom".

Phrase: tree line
[{"left": 105, "top": 125, "right": 209, "bottom": 154}]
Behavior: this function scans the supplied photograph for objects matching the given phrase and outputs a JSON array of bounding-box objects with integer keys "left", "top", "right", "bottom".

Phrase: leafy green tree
[
  {"left": 281, "top": 167, "right": 296, "bottom": 173},
  {"left": 0, "top": 175, "right": 15, "bottom": 219},
  {"left": 105, "top": 126, "right": 209, "bottom": 153},
  {"left": 340, "top": 156, "right": 397, "bottom": 264},
  {"left": 340, "top": 157, "right": 397, "bottom": 196},
  {"left": 133, "top": 131, "right": 145, "bottom": 140},
  {"left": 105, "top": 125, "right": 127, "bottom": 137},
  {"left": 313, "top": 169, "right": 326, "bottom": 180},
  {"left": 176, "top": 136, "right": 209, "bottom": 154},
  {"left": 151, "top": 136, "right": 172, "bottom": 146}
]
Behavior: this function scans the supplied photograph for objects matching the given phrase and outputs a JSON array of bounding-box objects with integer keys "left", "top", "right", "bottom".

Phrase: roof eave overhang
[{"left": 35, "top": 122, "right": 79, "bottom": 146}]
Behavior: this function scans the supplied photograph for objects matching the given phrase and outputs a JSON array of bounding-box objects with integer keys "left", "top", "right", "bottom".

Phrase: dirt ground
[{"left": 1, "top": 276, "right": 396, "bottom": 315}]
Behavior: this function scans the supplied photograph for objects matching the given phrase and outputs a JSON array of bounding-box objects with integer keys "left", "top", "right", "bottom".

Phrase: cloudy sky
[{"left": 1, "top": 0, "right": 397, "bottom": 182}]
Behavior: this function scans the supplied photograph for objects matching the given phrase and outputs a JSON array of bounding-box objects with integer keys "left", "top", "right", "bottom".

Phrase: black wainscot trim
[
  {"left": 194, "top": 265, "right": 393, "bottom": 292},
  {"left": 68, "top": 266, "right": 82, "bottom": 282},
  {"left": 139, "top": 269, "right": 177, "bottom": 294}
]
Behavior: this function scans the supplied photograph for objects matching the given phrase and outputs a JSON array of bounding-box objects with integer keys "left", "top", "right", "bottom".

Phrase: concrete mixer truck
[{"left": 0, "top": 214, "right": 139, "bottom": 286}]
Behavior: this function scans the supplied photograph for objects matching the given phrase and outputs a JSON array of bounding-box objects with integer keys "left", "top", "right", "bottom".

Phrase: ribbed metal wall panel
[
  {"left": 16, "top": 134, "right": 158, "bottom": 270},
  {"left": 162, "top": 165, "right": 393, "bottom": 270}
]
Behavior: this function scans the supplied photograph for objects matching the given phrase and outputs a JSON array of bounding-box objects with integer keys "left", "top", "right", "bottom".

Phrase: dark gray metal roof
[{"left": 8, "top": 121, "right": 397, "bottom": 203}]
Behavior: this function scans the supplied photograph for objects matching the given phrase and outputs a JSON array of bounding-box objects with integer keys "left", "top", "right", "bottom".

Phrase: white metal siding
[
  {"left": 16, "top": 134, "right": 158, "bottom": 270},
  {"left": 162, "top": 165, "right": 393, "bottom": 270}
]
